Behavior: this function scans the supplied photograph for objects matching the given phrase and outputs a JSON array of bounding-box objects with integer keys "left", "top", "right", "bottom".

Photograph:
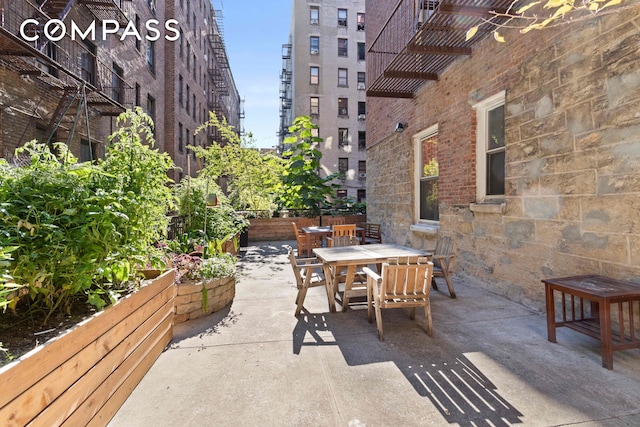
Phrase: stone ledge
[
  {"left": 410, "top": 223, "right": 440, "bottom": 235},
  {"left": 470, "top": 202, "right": 505, "bottom": 214}
]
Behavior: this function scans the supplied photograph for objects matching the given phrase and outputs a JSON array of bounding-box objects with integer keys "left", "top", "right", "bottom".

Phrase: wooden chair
[
  {"left": 324, "top": 217, "right": 345, "bottom": 226},
  {"left": 363, "top": 257, "right": 434, "bottom": 341},
  {"left": 288, "top": 248, "right": 327, "bottom": 316},
  {"left": 292, "top": 222, "right": 322, "bottom": 258},
  {"left": 326, "top": 224, "right": 357, "bottom": 247},
  {"left": 363, "top": 223, "right": 382, "bottom": 244},
  {"left": 429, "top": 234, "right": 456, "bottom": 298}
]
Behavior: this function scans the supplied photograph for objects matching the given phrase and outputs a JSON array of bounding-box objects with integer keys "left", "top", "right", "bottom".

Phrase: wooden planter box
[
  {"left": 0, "top": 269, "right": 176, "bottom": 426},
  {"left": 174, "top": 276, "right": 236, "bottom": 324}
]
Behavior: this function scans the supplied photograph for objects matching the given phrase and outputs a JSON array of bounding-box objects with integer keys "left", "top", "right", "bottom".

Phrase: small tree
[
  {"left": 279, "top": 116, "right": 339, "bottom": 215},
  {"left": 192, "top": 112, "right": 285, "bottom": 214}
]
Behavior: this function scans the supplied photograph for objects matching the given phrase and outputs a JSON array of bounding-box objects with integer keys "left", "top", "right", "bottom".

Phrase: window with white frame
[
  {"left": 310, "top": 66, "right": 319, "bottom": 85},
  {"left": 338, "top": 9, "right": 347, "bottom": 27},
  {"left": 357, "top": 13, "right": 365, "bottom": 30},
  {"left": 413, "top": 125, "right": 439, "bottom": 222},
  {"left": 338, "top": 128, "right": 349, "bottom": 147},
  {"left": 474, "top": 91, "right": 505, "bottom": 201},
  {"left": 338, "top": 68, "right": 348, "bottom": 87},
  {"left": 338, "top": 38, "right": 348, "bottom": 57},
  {"left": 310, "top": 97, "right": 319, "bottom": 116},
  {"left": 310, "top": 36, "right": 319, "bottom": 55},
  {"left": 310, "top": 6, "right": 319, "bottom": 25},
  {"left": 338, "top": 97, "right": 348, "bottom": 117}
]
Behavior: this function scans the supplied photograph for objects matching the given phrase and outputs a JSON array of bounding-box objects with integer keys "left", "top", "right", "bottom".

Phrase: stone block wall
[
  {"left": 367, "top": 7, "right": 640, "bottom": 310},
  {"left": 173, "top": 276, "right": 235, "bottom": 324}
]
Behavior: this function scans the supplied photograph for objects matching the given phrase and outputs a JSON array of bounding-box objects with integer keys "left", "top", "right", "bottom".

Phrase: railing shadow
[{"left": 292, "top": 309, "right": 523, "bottom": 426}]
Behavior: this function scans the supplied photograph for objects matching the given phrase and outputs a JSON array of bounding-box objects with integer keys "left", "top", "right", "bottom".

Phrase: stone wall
[
  {"left": 367, "top": 8, "right": 640, "bottom": 310},
  {"left": 174, "top": 277, "right": 235, "bottom": 324}
]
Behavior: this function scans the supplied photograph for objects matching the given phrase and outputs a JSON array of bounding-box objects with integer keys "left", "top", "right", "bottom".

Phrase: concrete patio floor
[{"left": 109, "top": 241, "right": 640, "bottom": 427}]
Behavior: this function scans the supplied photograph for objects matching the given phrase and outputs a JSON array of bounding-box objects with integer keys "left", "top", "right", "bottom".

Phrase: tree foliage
[{"left": 279, "top": 116, "right": 339, "bottom": 214}]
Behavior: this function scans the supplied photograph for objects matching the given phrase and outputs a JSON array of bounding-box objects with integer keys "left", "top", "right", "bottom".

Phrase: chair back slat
[
  {"left": 332, "top": 224, "right": 356, "bottom": 238},
  {"left": 381, "top": 257, "right": 432, "bottom": 300}
]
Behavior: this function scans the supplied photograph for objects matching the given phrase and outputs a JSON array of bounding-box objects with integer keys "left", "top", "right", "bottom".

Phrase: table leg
[
  {"left": 342, "top": 265, "right": 357, "bottom": 312},
  {"left": 323, "top": 264, "right": 336, "bottom": 313},
  {"left": 545, "top": 285, "right": 557, "bottom": 343},
  {"left": 599, "top": 301, "right": 613, "bottom": 370}
]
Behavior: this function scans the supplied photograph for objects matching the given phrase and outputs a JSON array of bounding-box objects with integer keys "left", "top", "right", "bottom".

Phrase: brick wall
[{"left": 367, "top": 7, "right": 640, "bottom": 310}]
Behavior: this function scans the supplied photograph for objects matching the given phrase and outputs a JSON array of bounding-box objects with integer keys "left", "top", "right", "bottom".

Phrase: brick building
[
  {"left": 0, "top": 0, "right": 240, "bottom": 180},
  {"left": 366, "top": 1, "right": 640, "bottom": 309}
]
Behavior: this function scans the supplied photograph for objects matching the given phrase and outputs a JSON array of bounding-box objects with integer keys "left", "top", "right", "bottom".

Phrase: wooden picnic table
[
  {"left": 313, "top": 244, "right": 430, "bottom": 312},
  {"left": 542, "top": 275, "right": 640, "bottom": 369}
]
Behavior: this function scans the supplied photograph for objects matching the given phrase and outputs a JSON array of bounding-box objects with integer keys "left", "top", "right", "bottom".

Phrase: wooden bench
[{"left": 542, "top": 275, "right": 640, "bottom": 369}]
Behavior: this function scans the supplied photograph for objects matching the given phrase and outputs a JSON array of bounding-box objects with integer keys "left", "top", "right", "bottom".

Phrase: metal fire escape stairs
[{"left": 43, "top": 83, "right": 91, "bottom": 152}]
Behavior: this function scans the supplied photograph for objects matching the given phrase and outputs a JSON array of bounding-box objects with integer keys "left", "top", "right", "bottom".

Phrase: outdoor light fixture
[{"left": 395, "top": 122, "right": 406, "bottom": 133}]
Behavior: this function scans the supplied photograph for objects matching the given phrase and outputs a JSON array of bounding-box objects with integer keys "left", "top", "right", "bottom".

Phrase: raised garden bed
[{"left": 0, "top": 269, "right": 175, "bottom": 426}]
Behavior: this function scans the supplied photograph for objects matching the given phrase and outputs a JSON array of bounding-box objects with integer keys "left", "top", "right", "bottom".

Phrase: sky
[{"left": 216, "top": 0, "right": 292, "bottom": 149}]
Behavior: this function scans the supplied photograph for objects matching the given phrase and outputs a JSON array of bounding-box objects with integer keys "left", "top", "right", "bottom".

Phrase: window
[
  {"left": 338, "top": 68, "right": 348, "bottom": 87},
  {"left": 310, "top": 66, "right": 319, "bottom": 85},
  {"left": 311, "top": 127, "right": 319, "bottom": 138},
  {"left": 357, "top": 72, "right": 366, "bottom": 90},
  {"left": 111, "top": 63, "right": 123, "bottom": 104},
  {"left": 338, "top": 128, "right": 348, "bottom": 147},
  {"left": 81, "top": 40, "right": 96, "bottom": 85},
  {"left": 186, "top": 129, "right": 190, "bottom": 154},
  {"left": 147, "top": 95, "right": 156, "bottom": 129},
  {"left": 186, "top": 43, "right": 191, "bottom": 70},
  {"left": 338, "top": 98, "right": 348, "bottom": 117},
  {"left": 337, "top": 189, "right": 347, "bottom": 199},
  {"left": 178, "top": 122, "right": 184, "bottom": 153},
  {"left": 358, "top": 160, "right": 366, "bottom": 174},
  {"left": 338, "top": 9, "right": 347, "bottom": 27},
  {"left": 179, "top": 28, "right": 184, "bottom": 58},
  {"left": 310, "top": 36, "right": 319, "bottom": 55},
  {"left": 338, "top": 157, "right": 348, "bottom": 174},
  {"left": 357, "top": 42, "right": 365, "bottom": 60},
  {"left": 338, "top": 38, "right": 348, "bottom": 57},
  {"left": 178, "top": 74, "right": 183, "bottom": 105},
  {"left": 358, "top": 131, "right": 366, "bottom": 151},
  {"left": 357, "top": 189, "right": 366, "bottom": 203},
  {"left": 192, "top": 94, "right": 196, "bottom": 120},
  {"left": 80, "top": 139, "right": 96, "bottom": 163},
  {"left": 357, "top": 13, "right": 365, "bottom": 31},
  {"left": 147, "top": 0, "right": 156, "bottom": 13},
  {"left": 413, "top": 124, "right": 439, "bottom": 222},
  {"left": 474, "top": 91, "right": 506, "bottom": 201},
  {"left": 310, "top": 6, "right": 319, "bottom": 25},
  {"left": 146, "top": 40, "right": 155, "bottom": 73},
  {"left": 135, "top": 83, "right": 141, "bottom": 106},
  {"left": 358, "top": 101, "right": 366, "bottom": 116},
  {"left": 310, "top": 97, "right": 319, "bottom": 116},
  {"left": 186, "top": 85, "right": 190, "bottom": 113},
  {"left": 192, "top": 133, "right": 197, "bottom": 160}
]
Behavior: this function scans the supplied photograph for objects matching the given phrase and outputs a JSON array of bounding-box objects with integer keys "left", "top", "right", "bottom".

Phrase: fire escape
[
  {"left": 207, "top": 8, "right": 231, "bottom": 144},
  {"left": 367, "top": 0, "right": 512, "bottom": 99},
  {"left": 277, "top": 42, "right": 292, "bottom": 152},
  {"left": 0, "top": 0, "right": 132, "bottom": 150}
]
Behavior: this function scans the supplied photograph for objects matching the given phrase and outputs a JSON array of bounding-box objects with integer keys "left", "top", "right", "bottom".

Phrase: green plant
[
  {"left": 0, "top": 109, "right": 175, "bottom": 323},
  {"left": 279, "top": 116, "right": 339, "bottom": 214}
]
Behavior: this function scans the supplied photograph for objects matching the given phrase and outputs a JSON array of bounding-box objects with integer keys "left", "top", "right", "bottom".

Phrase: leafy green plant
[
  {"left": 279, "top": 116, "right": 339, "bottom": 214},
  {"left": 0, "top": 108, "right": 175, "bottom": 323}
]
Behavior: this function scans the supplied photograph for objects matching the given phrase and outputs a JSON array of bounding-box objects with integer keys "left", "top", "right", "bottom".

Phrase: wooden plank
[
  {"left": 60, "top": 313, "right": 173, "bottom": 426},
  {"left": 86, "top": 328, "right": 172, "bottom": 427},
  {"left": 28, "top": 296, "right": 174, "bottom": 427},
  {"left": 0, "top": 269, "right": 174, "bottom": 409}
]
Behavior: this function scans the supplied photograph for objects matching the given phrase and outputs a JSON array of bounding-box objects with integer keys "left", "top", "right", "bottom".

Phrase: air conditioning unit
[
  {"left": 310, "top": 48, "right": 319, "bottom": 55},
  {"left": 358, "top": 114, "right": 366, "bottom": 120},
  {"left": 357, "top": 82, "right": 365, "bottom": 90},
  {"left": 338, "top": 19, "right": 347, "bottom": 27},
  {"left": 310, "top": 18, "right": 319, "bottom": 25},
  {"left": 358, "top": 173, "right": 366, "bottom": 178}
]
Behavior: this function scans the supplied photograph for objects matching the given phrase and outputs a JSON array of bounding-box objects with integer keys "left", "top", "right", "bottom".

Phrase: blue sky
[{"left": 218, "top": 0, "right": 292, "bottom": 149}]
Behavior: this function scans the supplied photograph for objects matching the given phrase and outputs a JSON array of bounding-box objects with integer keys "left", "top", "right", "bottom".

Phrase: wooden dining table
[
  {"left": 313, "top": 243, "right": 430, "bottom": 312},
  {"left": 302, "top": 225, "right": 366, "bottom": 245}
]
